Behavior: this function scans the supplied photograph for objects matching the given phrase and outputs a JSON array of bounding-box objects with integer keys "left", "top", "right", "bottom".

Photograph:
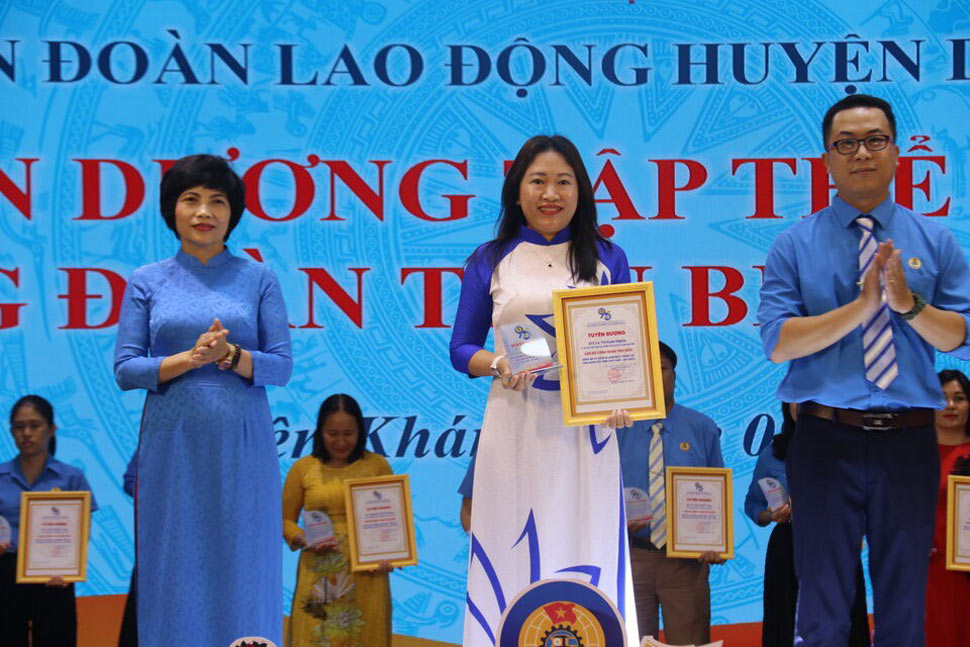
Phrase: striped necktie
[
  {"left": 648, "top": 422, "right": 666, "bottom": 549},
  {"left": 856, "top": 215, "right": 898, "bottom": 389}
]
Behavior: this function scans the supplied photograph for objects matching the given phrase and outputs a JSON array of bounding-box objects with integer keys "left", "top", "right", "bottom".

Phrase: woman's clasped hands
[{"left": 189, "top": 318, "right": 231, "bottom": 367}]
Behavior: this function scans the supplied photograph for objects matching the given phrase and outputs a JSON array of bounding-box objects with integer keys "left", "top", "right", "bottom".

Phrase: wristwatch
[
  {"left": 899, "top": 291, "right": 927, "bottom": 321},
  {"left": 217, "top": 344, "right": 240, "bottom": 371},
  {"left": 489, "top": 354, "right": 506, "bottom": 377}
]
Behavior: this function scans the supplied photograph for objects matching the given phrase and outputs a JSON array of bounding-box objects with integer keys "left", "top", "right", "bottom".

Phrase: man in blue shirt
[
  {"left": 617, "top": 342, "right": 724, "bottom": 645},
  {"left": 758, "top": 94, "right": 970, "bottom": 647}
]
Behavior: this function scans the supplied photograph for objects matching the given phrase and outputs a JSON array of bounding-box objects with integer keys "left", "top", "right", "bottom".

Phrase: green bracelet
[{"left": 899, "top": 291, "right": 927, "bottom": 321}]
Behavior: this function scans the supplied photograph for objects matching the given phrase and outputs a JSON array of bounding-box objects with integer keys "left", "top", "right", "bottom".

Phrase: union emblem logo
[
  {"left": 519, "top": 600, "right": 606, "bottom": 647},
  {"left": 497, "top": 578, "right": 625, "bottom": 647}
]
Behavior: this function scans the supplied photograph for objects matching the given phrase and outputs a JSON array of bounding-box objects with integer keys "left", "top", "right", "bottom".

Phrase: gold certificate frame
[
  {"left": 344, "top": 474, "right": 418, "bottom": 572},
  {"left": 17, "top": 490, "right": 91, "bottom": 583},
  {"left": 946, "top": 474, "right": 970, "bottom": 571},
  {"left": 553, "top": 281, "right": 665, "bottom": 426},
  {"left": 665, "top": 467, "right": 734, "bottom": 560}
]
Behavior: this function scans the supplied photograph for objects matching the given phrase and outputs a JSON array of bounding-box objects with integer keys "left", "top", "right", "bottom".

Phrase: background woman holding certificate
[
  {"left": 283, "top": 393, "right": 394, "bottom": 647},
  {"left": 0, "top": 395, "right": 96, "bottom": 647},
  {"left": 449, "top": 134, "right": 637, "bottom": 646},
  {"left": 114, "top": 155, "right": 292, "bottom": 647},
  {"left": 924, "top": 369, "right": 970, "bottom": 647}
]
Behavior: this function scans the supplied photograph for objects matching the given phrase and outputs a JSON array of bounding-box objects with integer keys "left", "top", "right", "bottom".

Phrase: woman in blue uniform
[
  {"left": 0, "top": 395, "right": 96, "bottom": 647},
  {"left": 114, "top": 154, "right": 292, "bottom": 647}
]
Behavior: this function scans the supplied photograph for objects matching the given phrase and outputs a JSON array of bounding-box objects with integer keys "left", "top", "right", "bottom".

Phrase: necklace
[{"left": 525, "top": 242, "right": 561, "bottom": 268}]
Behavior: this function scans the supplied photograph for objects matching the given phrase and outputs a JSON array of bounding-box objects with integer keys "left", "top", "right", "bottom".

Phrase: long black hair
[
  {"left": 311, "top": 394, "right": 367, "bottom": 465},
  {"left": 474, "top": 135, "right": 610, "bottom": 284},
  {"left": 771, "top": 402, "right": 796, "bottom": 461},
  {"left": 939, "top": 369, "right": 970, "bottom": 438},
  {"left": 9, "top": 394, "right": 56, "bottom": 456}
]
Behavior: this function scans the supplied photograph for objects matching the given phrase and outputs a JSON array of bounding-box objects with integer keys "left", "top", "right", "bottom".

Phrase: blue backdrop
[{"left": 2, "top": 1, "right": 970, "bottom": 642}]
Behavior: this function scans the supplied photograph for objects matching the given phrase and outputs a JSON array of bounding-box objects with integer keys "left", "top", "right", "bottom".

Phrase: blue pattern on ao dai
[{"left": 114, "top": 248, "right": 292, "bottom": 647}]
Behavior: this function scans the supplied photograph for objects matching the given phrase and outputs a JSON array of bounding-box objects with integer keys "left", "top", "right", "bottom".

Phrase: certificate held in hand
[
  {"left": 946, "top": 474, "right": 970, "bottom": 571},
  {"left": 553, "top": 282, "right": 666, "bottom": 426},
  {"left": 343, "top": 474, "right": 418, "bottom": 572},
  {"left": 16, "top": 491, "right": 91, "bottom": 583},
  {"left": 665, "top": 467, "right": 734, "bottom": 560}
]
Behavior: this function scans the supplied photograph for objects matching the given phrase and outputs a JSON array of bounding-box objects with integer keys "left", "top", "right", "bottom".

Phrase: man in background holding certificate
[{"left": 617, "top": 342, "right": 725, "bottom": 645}]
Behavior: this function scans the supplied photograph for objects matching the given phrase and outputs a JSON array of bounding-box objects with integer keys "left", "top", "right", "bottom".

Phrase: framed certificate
[
  {"left": 344, "top": 474, "right": 418, "bottom": 572},
  {"left": 16, "top": 491, "right": 91, "bottom": 583},
  {"left": 665, "top": 467, "right": 734, "bottom": 560},
  {"left": 553, "top": 281, "right": 665, "bottom": 426},
  {"left": 946, "top": 474, "right": 970, "bottom": 571}
]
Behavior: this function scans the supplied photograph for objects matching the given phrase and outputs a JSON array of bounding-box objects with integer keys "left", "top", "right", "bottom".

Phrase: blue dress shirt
[
  {"left": 758, "top": 195, "right": 970, "bottom": 409},
  {"left": 617, "top": 403, "right": 724, "bottom": 542},
  {"left": 0, "top": 457, "right": 97, "bottom": 551},
  {"left": 743, "top": 443, "right": 787, "bottom": 525}
]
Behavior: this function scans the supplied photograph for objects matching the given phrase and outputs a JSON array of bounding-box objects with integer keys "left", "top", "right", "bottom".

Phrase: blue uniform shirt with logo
[
  {"left": 617, "top": 403, "right": 724, "bottom": 543},
  {"left": 0, "top": 457, "right": 97, "bottom": 551},
  {"left": 758, "top": 195, "right": 970, "bottom": 409}
]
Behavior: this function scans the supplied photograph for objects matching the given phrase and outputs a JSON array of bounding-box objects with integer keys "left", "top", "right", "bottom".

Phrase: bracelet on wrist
[
  {"left": 217, "top": 344, "right": 240, "bottom": 371},
  {"left": 899, "top": 291, "right": 927, "bottom": 321},
  {"left": 228, "top": 344, "right": 242, "bottom": 370}
]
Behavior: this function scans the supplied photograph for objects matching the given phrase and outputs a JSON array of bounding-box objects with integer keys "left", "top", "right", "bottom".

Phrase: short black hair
[
  {"left": 159, "top": 154, "right": 245, "bottom": 241},
  {"left": 311, "top": 393, "right": 368, "bottom": 465},
  {"left": 821, "top": 94, "right": 897, "bottom": 147},
  {"left": 658, "top": 341, "right": 677, "bottom": 370},
  {"left": 10, "top": 394, "right": 56, "bottom": 456}
]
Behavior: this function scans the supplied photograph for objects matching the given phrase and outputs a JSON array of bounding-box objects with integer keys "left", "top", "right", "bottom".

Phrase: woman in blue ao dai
[{"left": 114, "top": 155, "right": 292, "bottom": 647}]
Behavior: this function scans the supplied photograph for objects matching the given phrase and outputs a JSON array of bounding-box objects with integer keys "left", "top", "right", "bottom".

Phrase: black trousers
[
  {"left": 118, "top": 568, "right": 137, "bottom": 647},
  {"left": 787, "top": 415, "right": 937, "bottom": 647},
  {"left": 0, "top": 552, "right": 77, "bottom": 647},
  {"left": 762, "top": 522, "right": 870, "bottom": 647}
]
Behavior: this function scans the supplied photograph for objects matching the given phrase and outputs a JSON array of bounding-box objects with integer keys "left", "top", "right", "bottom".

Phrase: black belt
[
  {"left": 801, "top": 401, "right": 934, "bottom": 431},
  {"left": 630, "top": 537, "right": 662, "bottom": 551}
]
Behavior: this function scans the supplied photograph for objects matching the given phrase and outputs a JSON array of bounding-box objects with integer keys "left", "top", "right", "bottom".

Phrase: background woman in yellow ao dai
[{"left": 283, "top": 394, "right": 393, "bottom": 647}]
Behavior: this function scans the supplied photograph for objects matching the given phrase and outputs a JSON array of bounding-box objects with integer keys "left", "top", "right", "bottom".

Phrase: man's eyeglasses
[{"left": 827, "top": 134, "right": 893, "bottom": 155}]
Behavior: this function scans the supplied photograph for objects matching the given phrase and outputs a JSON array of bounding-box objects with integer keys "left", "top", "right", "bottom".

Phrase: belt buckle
[{"left": 861, "top": 412, "right": 895, "bottom": 431}]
